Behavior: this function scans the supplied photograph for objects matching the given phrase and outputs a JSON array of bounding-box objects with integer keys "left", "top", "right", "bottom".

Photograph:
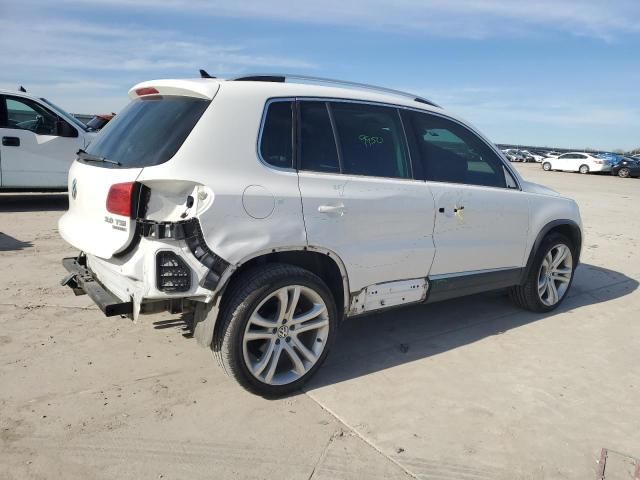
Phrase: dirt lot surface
[{"left": 1, "top": 164, "right": 638, "bottom": 479}]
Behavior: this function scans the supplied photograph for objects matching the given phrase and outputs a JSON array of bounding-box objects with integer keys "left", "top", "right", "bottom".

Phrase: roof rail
[{"left": 231, "top": 73, "right": 441, "bottom": 108}]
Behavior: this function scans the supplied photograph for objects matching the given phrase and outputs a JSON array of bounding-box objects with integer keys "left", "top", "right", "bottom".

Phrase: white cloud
[
  {"left": 414, "top": 85, "right": 640, "bottom": 150},
  {"left": 49, "top": 0, "right": 640, "bottom": 40},
  {"left": 0, "top": 13, "right": 315, "bottom": 113}
]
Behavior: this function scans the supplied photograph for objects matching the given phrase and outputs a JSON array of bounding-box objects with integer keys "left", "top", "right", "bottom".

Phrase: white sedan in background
[{"left": 542, "top": 152, "right": 612, "bottom": 174}]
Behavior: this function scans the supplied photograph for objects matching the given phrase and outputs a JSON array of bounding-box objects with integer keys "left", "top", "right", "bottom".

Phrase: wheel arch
[
  {"left": 217, "top": 246, "right": 350, "bottom": 317},
  {"left": 520, "top": 219, "right": 582, "bottom": 284}
]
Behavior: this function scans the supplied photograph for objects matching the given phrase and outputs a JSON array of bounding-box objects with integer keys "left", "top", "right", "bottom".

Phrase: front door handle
[
  {"left": 318, "top": 204, "right": 345, "bottom": 215},
  {"left": 2, "top": 136, "right": 20, "bottom": 147}
]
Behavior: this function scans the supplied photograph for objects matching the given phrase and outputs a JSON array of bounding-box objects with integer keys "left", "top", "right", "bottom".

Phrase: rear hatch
[{"left": 58, "top": 81, "right": 216, "bottom": 259}]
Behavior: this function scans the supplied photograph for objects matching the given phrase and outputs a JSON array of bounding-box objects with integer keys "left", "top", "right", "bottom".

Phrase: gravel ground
[{"left": 1, "top": 163, "right": 638, "bottom": 479}]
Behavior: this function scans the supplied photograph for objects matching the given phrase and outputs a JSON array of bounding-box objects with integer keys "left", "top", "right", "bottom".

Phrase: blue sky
[{"left": 1, "top": 0, "right": 639, "bottom": 150}]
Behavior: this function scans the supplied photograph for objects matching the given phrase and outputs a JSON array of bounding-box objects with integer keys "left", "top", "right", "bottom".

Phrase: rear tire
[
  {"left": 579, "top": 164, "right": 589, "bottom": 174},
  {"left": 618, "top": 167, "right": 631, "bottom": 178},
  {"left": 510, "top": 233, "right": 576, "bottom": 313},
  {"left": 213, "top": 263, "right": 337, "bottom": 397},
  {"left": 542, "top": 162, "right": 551, "bottom": 171}
]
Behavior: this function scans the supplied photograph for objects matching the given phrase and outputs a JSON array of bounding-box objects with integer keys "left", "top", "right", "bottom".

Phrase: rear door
[
  {"left": 295, "top": 100, "right": 436, "bottom": 292},
  {"left": 402, "top": 109, "right": 529, "bottom": 276},
  {"left": 0, "top": 95, "right": 82, "bottom": 188}
]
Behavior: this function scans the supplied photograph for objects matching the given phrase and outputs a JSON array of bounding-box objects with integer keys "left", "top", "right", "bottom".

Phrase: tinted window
[
  {"left": 406, "top": 111, "right": 506, "bottom": 188},
  {"left": 330, "top": 102, "right": 410, "bottom": 179},
  {"left": 260, "top": 101, "right": 293, "bottom": 168},
  {"left": 299, "top": 102, "right": 339, "bottom": 173},
  {"left": 86, "top": 96, "right": 210, "bottom": 168},
  {"left": 6, "top": 97, "right": 58, "bottom": 135}
]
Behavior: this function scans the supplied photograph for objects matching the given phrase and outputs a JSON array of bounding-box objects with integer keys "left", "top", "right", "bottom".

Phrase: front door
[
  {"left": 0, "top": 95, "right": 81, "bottom": 188},
  {"left": 296, "top": 100, "right": 436, "bottom": 293},
  {"left": 401, "top": 109, "right": 529, "bottom": 277}
]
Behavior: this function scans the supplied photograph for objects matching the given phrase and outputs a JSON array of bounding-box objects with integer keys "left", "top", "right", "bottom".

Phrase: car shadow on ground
[
  {"left": 0, "top": 193, "right": 68, "bottom": 212},
  {"left": 0, "top": 232, "right": 33, "bottom": 251},
  {"left": 305, "top": 263, "right": 638, "bottom": 391}
]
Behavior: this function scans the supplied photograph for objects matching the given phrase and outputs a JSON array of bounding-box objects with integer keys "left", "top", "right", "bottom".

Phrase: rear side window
[
  {"left": 260, "top": 101, "right": 294, "bottom": 168},
  {"left": 299, "top": 102, "right": 339, "bottom": 173},
  {"left": 330, "top": 102, "right": 411, "bottom": 179},
  {"left": 85, "top": 96, "right": 209, "bottom": 168},
  {"left": 405, "top": 111, "right": 506, "bottom": 188}
]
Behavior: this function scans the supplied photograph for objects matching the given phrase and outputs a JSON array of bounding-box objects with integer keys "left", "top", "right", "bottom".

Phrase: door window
[
  {"left": 5, "top": 97, "right": 57, "bottom": 135},
  {"left": 405, "top": 111, "right": 507, "bottom": 188},
  {"left": 329, "top": 102, "right": 411, "bottom": 179},
  {"left": 260, "top": 101, "right": 294, "bottom": 169},
  {"left": 299, "top": 101, "right": 340, "bottom": 173}
]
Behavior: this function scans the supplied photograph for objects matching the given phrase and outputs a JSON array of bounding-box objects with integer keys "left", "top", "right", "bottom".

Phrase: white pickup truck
[{"left": 0, "top": 89, "right": 96, "bottom": 189}]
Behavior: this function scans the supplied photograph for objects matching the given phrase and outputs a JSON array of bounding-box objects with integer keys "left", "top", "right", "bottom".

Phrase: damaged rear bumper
[{"left": 60, "top": 255, "right": 133, "bottom": 317}]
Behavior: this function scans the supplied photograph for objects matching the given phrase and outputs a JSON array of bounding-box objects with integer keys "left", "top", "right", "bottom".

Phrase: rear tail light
[
  {"left": 156, "top": 251, "right": 191, "bottom": 292},
  {"left": 594, "top": 160, "right": 604, "bottom": 164},
  {"left": 106, "top": 182, "right": 137, "bottom": 217}
]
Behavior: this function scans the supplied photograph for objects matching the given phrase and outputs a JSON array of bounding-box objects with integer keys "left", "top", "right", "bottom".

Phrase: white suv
[
  {"left": 0, "top": 89, "right": 96, "bottom": 189},
  {"left": 542, "top": 152, "right": 612, "bottom": 174},
  {"left": 59, "top": 75, "right": 583, "bottom": 396}
]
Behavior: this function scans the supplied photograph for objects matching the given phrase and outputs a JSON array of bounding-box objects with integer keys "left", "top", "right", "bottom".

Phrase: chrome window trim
[
  {"left": 256, "top": 95, "right": 522, "bottom": 190},
  {"left": 256, "top": 97, "right": 297, "bottom": 173}
]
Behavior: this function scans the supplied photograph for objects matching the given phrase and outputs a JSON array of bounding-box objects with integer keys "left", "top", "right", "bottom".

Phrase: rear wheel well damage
[
  {"left": 223, "top": 250, "right": 346, "bottom": 315},
  {"left": 204, "top": 250, "right": 346, "bottom": 346}
]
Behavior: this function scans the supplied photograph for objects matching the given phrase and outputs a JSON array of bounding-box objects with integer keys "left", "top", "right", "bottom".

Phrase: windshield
[
  {"left": 85, "top": 95, "right": 210, "bottom": 168},
  {"left": 40, "top": 98, "right": 89, "bottom": 132}
]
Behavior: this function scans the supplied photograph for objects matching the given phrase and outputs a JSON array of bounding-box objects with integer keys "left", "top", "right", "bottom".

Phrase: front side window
[
  {"left": 5, "top": 97, "right": 57, "bottom": 135},
  {"left": 299, "top": 101, "right": 339, "bottom": 173},
  {"left": 330, "top": 102, "right": 411, "bottom": 179},
  {"left": 260, "top": 101, "right": 293, "bottom": 168},
  {"left": 405, "top": 111, "right": 506, "bottom": 188}
]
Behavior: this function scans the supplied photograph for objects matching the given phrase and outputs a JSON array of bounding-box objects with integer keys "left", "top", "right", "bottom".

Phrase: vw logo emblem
[
  {"left": 71, "top": 178, "right": 77, "bottom": 199},
  {"left": 277, "top": 325, "right": 289, "bottom": 339}
]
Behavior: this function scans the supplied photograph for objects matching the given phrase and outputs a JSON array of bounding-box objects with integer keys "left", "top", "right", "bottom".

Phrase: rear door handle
[
  {"left": 318, "top": 204, "right": 345, "bottom": 215},
  {"left": 2, "top": 136, "right": 20, "bottom": 147}
]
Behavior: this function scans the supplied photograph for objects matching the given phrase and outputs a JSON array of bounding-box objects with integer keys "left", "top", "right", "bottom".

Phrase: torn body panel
[{"left": 349, "top": 277, "right": 428, "bottom": 315}]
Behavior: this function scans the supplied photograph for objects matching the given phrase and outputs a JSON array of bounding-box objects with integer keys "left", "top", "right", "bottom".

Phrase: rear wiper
[{"left": 76, "top": 149, "right": 121, "bottom": 166}]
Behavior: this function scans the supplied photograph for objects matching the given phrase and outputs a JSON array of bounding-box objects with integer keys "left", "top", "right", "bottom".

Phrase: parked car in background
[
  {"left": 86, "top": 113, "right": 115, "bottom": 132},
  {"left": 59, "top": 74, "right": 583, "bottom": 396},
  {"left": 0, "top": 89, "right": 97, "bottom": 189},
  {"left": 611, "top": 156, "right": 640, "bottom": 178},
  {"left": 542, "top": 152, "right": 612, "bottom": 174},
  {"left": 521, "top": 150, "right": 544, "bottom": 163},
  {"left": 503, "top": 148, "right": 526, "bottom": 162},
  {"left": 543, "top": 151, "right": 562, "bottom": 158}
]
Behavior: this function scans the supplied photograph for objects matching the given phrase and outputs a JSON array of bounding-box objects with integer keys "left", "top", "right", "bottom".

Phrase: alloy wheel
[
  {"left": 242, "top": 285, "right": 330, "bottom": 386},
  {"left": 618, "top": 168, "right": 630, "bottom": 178},
  {"left": 537, "top": 244, "right": 573, "bottom": 306}
]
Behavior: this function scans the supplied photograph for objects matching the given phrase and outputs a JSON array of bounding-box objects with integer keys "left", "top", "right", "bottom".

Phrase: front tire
[
  {"left": 510, "top": 233, "right": 576, "bottom": 313},
  {"left": 213, "top": 264, "right": 337, "bottom": 397},
  {"left": 542, "top": 162, "right": 552, "bottom": 171},
  {"left": 618, "top": 167, "right": 631, "bottom": 178}
]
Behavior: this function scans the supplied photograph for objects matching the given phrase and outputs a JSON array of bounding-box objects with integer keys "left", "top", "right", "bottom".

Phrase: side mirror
[{"left": 55, "top": 119, "right": 78, "bottom": 138}]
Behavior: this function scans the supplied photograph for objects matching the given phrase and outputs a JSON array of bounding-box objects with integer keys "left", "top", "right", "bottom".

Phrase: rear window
[{"left": 85, "top": 95, "right": 210, "bottom": 168}]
